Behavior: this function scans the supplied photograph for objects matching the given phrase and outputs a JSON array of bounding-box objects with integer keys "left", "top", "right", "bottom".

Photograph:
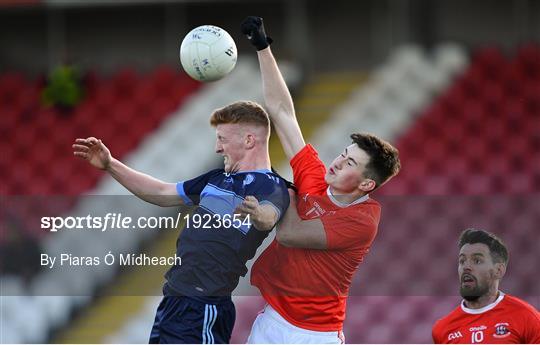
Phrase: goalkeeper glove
[{"left": 240, "top": 16, "right": 273, "bottom": 51}]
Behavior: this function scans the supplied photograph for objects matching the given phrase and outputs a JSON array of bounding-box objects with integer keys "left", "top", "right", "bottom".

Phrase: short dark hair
[
  {"left": 210, "top": 100, "right": 270, "bottom": 129},
  {"left": 458, "top": 229, "right": 509, "bottom": 264},
  {"left": 350, "top": 133, "right": 401, "bottom": 188}
]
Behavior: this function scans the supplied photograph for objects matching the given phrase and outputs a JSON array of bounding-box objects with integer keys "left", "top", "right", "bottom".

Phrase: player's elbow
[
  {"left": 276, "top": 229, "right": 296, "bottom": 247},
  {"left": 153, "top": 183, "right": 183, "bottom": 207}
]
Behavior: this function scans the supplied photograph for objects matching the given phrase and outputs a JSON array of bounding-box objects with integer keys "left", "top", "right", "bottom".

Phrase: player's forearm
[
  {"left": 257, "top": 47, "right": 295, "bottom": 122},
  {"left": 276, "top": 207, "right": 327, "bottom": 249},
  {"left": 106, "top": 158, "right": 180, "bottom": 207},
  {"left": 276, "top": 215, "right": 297, "bottom": 241},
  {"left": 257, "top": 47, "right": 306, "bottom": 159}
]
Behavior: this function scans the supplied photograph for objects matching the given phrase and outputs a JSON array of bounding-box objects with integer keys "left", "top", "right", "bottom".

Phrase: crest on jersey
[
  {"left": 493, "top": 322, "right": 511, "bottom": 338},
  {"left": 243, "top": 174, "right": 255, "bottom": 187},
  {"left": 447, "top": 331, "right": 463, "bottom": 341}
]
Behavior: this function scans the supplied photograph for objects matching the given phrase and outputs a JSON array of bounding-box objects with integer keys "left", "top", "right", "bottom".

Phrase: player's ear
[
  {"left": 494, "top": 262, "right": 506, "bottom": 280},
  {"left": 358, "top": 178, "right": 376, "bottom": 193},
  {"left": 245, "top": 133, "right": 256, "bottom": 149}
]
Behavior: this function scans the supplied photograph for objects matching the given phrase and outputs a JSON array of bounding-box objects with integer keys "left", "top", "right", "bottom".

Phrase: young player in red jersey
[
  {"left": 432, "top": 229, "right": 540, "bottom": 344},
  {"left": 241, "top": 17, "right": 401, "bottom": 343}
]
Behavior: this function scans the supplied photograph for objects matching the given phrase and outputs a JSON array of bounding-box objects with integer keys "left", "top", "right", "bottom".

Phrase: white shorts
[{"left": 247, "top": 304, "right": 345, "bottom": 344}]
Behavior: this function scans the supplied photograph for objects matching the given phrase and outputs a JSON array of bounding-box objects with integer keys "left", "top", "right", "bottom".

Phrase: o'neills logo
[
  {"left": 469, "top": 325, "right": 487, "bottom": 332},
  {"left": 493, "top": 323, "right": 511, "bottom": 338}
]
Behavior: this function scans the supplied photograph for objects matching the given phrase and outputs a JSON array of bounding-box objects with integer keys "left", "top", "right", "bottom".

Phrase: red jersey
[
  {"left": 432, "top": 293, "right": 540, "bottom": 344},
  {"left": 251, "top": 144, "right": 381, "bottom": 331}
]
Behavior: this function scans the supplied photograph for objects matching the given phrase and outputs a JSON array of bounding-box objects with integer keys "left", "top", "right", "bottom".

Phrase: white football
[{"left": 180, "top": 25, "right": 237, "bottom": 82}]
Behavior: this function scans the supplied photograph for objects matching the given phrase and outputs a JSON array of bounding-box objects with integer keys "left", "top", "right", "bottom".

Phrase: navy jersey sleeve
[
  {"left": 246, "top": 173, "right": 290, "bottom": 222},
  {"left": 176, "top": 169, "right": 222, "bottom": 206}
]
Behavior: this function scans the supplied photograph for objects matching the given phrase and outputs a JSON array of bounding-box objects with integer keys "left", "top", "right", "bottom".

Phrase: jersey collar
[
  {"left": 326, "top": 187, "right": 369, "bottom": 208},
  {"left": 224, "top": 169, "right": 272, "bottom": 176},
  {"left": 460, "top": 291, "right": 505, "bottom": 314}
]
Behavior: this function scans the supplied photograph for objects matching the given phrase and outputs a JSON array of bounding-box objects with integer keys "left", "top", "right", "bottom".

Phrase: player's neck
[
  {"left": 328, "top": 186, "right": 367, "bottom": 205},
  {"left": 464, "top": 289, "right": 500, "bottom": 310},
  {"left": 234, "top": 152, "right": 271, "bottom": 172}
]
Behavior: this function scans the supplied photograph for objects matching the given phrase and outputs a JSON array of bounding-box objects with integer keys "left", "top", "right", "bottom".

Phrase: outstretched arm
[
  {"left": 241, "top": 16, "right": 306, "bottom": 161},
  {"left": 73, "top": 137, "right": 182, "bottom": 207}
]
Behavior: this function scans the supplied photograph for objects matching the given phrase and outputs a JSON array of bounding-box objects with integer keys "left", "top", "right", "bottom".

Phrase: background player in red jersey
[
  {"left": 432, "top": 229, "right": 540, "bottom": 344},
  {"left": 241, "top": 16, "right": 401, "bottom": 343}
]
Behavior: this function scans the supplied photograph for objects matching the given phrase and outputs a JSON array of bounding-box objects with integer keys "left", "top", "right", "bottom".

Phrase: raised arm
[
  {"left": 73, "top": 137, "right": 182, "bottom": 207},
  {"left": 241, "top": 16, "right": 306, "bottom": 160}
]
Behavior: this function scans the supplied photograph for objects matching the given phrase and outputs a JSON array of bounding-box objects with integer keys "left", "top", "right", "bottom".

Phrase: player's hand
[
  {"left": 235, "top": 196, "right": 262, "bottom": 221},
  {"left": 240, "top": 16, "right": 273, "bottom": 51},
  {"left": 73, "top": 137, "right": 112, "bottom": 170}
]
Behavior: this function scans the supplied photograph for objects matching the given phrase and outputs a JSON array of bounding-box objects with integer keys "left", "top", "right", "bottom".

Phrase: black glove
[{"left": 240, "top": 16, "right": 273, "bottom": 51}]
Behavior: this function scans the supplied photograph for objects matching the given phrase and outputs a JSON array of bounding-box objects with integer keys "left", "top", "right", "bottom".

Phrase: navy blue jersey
[{"left": 165, "top": 168, "right": 289, "bottom": 297}]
